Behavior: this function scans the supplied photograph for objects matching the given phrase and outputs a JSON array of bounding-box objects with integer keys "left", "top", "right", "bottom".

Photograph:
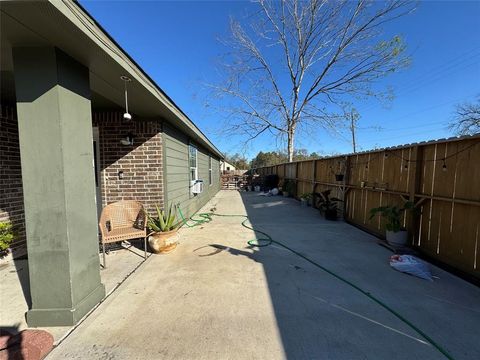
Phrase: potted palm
[
  {"left": 147, "top": 203, "right": 179, "bottom": 254},
  {"left": 316, "top": 190, "right": 342, "bottom": 220},
  {"left": 369, "top": 201, "right": 416, "bottom": 246}
]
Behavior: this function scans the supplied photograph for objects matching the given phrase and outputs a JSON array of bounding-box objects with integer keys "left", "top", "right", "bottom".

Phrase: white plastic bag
[
  {"left": 258, "top": 188, "right": 279, "bottom": 197},
  {"left": 389, "top": 255, "right": 433, "bottom": 281}
]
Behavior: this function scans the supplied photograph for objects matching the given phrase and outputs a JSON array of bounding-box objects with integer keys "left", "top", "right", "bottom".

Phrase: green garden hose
[{"left": 177, "top": 207, "right": 454, "bottom": 360}]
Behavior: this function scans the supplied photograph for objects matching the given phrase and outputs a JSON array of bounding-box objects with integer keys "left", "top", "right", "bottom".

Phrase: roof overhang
[{"left": 0, "top": 0, "right": 223, "bottom": 158}]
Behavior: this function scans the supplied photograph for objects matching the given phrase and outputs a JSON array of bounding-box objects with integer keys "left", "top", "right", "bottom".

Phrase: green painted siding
[
  {"left": 163, "top": 123, "right": 221, "bottom": 220},
  {"left": 13, "top": 47, "right": 105, "bottom": 326}
]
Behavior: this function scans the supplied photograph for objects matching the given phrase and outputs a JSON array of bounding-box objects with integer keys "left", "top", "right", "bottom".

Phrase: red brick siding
[
  {"left": 92, "top": 113, "right": 164, "bottom": 214},
  {"left": 0, "top": 105, "right": 26, "bottom": 252}
]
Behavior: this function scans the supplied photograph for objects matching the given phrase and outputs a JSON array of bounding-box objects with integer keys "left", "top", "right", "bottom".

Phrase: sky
[{"left": 80, "top": 0, "right": 480, "bottom": 159}]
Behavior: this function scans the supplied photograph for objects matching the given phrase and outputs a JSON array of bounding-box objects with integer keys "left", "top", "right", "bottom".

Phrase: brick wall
[
  {"left": 0, "top": 105, "right": 26, "bottom": 253},
  {"left": 92, "top": 112, "right": 164, "bottom": 215},
  {"left": 1, "top": 109, "right": 165, "bottom": 256}
]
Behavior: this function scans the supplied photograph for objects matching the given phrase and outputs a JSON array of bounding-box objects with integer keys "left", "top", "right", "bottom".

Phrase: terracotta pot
[{"left": 148, "top": 229, "right": 178, "bottom": 254}]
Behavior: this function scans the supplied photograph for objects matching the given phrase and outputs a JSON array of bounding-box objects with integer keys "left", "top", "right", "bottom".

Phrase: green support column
[{"left": 13, "top": 47, "right": 105, "bottom": 327}]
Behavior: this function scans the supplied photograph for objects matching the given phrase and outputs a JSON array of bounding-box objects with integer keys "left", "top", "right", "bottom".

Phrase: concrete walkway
[
  {"left": 47, "top": 191, "right": 480, "bottom": 360},
  {"left": 0, "top": 242, "right": 147, "bottom": 342}
]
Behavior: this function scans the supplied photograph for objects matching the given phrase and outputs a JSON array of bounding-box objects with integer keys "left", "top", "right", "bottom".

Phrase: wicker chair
[{"left": 98, "top": 200, "right": 147, "bottom": 268}]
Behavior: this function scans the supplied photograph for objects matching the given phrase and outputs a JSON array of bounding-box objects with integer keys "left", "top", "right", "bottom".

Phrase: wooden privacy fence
[{"left": 255, "top": 135, "right": 480, "bottom": 281}]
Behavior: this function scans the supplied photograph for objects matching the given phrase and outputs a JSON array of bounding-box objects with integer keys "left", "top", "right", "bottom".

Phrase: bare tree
[
  {"left": 449, "top": 96, "right": 480, "bottom": 136},
  {"left": 346, "top": 108, "right": 360, "bottom": 153},
  {"left": 212, "top": 0, "right": 414, "bottom": 162}
]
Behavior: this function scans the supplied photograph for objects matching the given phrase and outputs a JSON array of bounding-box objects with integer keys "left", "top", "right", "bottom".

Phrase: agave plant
[{"left": 148, "top": 203, "right": 178, "bottom": 232}]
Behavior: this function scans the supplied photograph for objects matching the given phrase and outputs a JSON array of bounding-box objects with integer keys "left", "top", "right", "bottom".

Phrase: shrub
[{"left": 0, "top": 221, "right": 14, "bottom": 252}]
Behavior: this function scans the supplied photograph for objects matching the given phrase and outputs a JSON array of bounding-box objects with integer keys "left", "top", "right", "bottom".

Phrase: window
[
  {"left": 208, "top": 156, "right": 212, "bottom": 186},
  {"left": 189, "top": 144, "right": 198, "bottom": 181}
]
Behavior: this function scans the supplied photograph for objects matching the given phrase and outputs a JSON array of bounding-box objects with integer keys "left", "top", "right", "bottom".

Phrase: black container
[
  {"left": 324, "top": 209, "right": 338, "bottom": 221},
  {"left": 335, "top": 174, "right": 344, "bottom": 182}
]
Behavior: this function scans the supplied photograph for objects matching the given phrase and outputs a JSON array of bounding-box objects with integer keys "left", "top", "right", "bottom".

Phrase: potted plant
[
  {"left": 369, "top": 201, "right": 416, "bottom": 246},
  {"left": 147, "top": 203, "right": 179, "bottom": 254},
  {"left": 282, "top": 180, "right": 295, "bottom": 197},
  {"left": 316, "top": 190, "right": 342, "bottom": 220},
  {"left": 300, "top": 193, "right": 312, "bottom": 207},
  {"left": 0, "top": 221, "right": 14, "bottom": 258}
]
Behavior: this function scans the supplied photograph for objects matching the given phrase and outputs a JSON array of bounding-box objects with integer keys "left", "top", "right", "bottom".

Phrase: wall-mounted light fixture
[
  {"left": 118, "top": 170, "right": 124, "bottom": 180},
  {"left": 121, "top": 75, "right": 132, "bottom": 121},
  {"left": 120, "top": 132, "right": 134, "bottom": 146}
]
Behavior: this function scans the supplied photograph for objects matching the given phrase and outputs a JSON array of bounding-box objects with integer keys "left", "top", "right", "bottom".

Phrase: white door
[{"left": 92, "top": 127, "right": 102, "bottom": 220}]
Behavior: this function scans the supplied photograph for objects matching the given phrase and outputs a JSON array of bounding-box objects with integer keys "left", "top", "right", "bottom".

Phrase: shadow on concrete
[
  {"left": 0, "top": 324, "right": 22, "bottom": 360},
  {"left": 193, "top": 244, "right": 259, "bottom": 263},
  {"left": 0, "top": 324, "right": 54, "bottom": 359},
  {"left": 11, "top": 252, "right": 31, "bottom": 310},
  {"left": 236, "top": 191, "right": 480, "bottom": 360},
  {"left": 100, "top": 239, "right": 148, "bottom": 271}
]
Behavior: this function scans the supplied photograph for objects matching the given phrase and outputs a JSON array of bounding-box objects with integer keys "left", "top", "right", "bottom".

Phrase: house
[
  {"left": 0, "top": 0, "right": 223, "bottom": 327},
  {"left": 221, "top": 160, "right": 237, "bottom": 172}
]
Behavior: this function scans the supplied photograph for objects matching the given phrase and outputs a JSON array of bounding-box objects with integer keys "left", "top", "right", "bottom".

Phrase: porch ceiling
[{"left": 0, "top": 0, "right": 223, "bottom": 158}]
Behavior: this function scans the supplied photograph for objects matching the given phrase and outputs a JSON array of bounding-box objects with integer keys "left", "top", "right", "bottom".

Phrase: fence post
[
  {"left": 407, "top": 146, "right": 423, "bottom": 245},
  {"left": 295, "top": 161, "right": 299, "bottom": 197},
  {"left": 343, "top": 156, "right": 351, "bottom": 219},
  {"left": 312, "top": 159, "right": 317, "bottom": 196}
]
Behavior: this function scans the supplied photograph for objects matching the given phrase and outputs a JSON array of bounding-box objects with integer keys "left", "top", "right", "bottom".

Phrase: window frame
[{"left": 189, "top": 143, "right": 198, "bottom": 182}]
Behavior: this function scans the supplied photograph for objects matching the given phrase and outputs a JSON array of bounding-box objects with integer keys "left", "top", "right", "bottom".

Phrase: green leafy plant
[
  {"left": 369, "top": 201, "right": 416, "bottom": 232},
  {"left": 0, "top": 221, "right": 14, "bottom": 252},
  {"left": 315, "top": 190, "right": 343, "bottom": 220},
  {"left": 148, "top": 203, "right": 178, "bottom": 232},
  {"left": 300, "top": 193, "right": 312, "bottom": 201},
  {"left": 283, "top": 179, "right": 295, "bottom": 194}
]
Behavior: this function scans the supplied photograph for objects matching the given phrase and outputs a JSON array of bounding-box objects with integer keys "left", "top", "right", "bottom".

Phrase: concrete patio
[
  {"left": 15, "top": 191, "right": 480, "bottom": 359},
  {"left": 0, "top": 243, "right": 149, "bottom": 342}
]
